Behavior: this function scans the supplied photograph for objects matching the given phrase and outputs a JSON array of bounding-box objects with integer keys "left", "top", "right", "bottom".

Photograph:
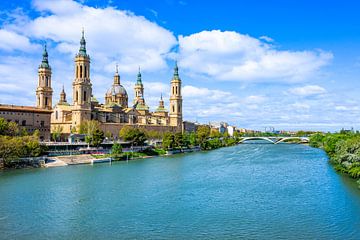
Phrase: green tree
[
  {"left": 174, "top": 132, "right": 184, "bottom": 149},
  {"left": 79, "top": 120, "right": 105, "bottom": 146},
  {"left": 0, "top": 118, "right": 8, "bottom": 135},
  {"left": 111, "top": 143, "right": 123, "bottom": 155},
  {"left": 196, "top": 125, "right": 210, "bottom": 145},
  {"left": 188, "top": 132, "right": 197, "bottom": 146},
  {"left": 6, "top": 122, "right": 19, "bottom": 136},
  {"left": 91, "top": 129, "right": 105, "bottom": 147},
  {"left": 119, "top": 126, "right": 147, "bottom": 146},
  {"left": 52, "top": 125, "right": 63, "bottom": 142},
  {"left": 209, "top": 128, "right": 221, "bottom": 138},
  {"left": 162, "top": 132, "right": 175, "bottom": 150}
]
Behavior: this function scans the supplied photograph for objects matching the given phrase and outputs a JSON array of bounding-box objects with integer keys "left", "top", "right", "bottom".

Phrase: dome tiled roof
[{"left": 106, "top": 84, "right": 128, "bottom": 96}]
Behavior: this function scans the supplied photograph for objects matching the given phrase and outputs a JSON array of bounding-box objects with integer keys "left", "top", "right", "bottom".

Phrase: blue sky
[{"left": 0, "top": 0, "right": 360, "bottom": 131}]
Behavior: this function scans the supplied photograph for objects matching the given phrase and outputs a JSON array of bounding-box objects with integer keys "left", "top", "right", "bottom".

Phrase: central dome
[{"left": 106, "top": 84, "right": 128, "bottom": 96}]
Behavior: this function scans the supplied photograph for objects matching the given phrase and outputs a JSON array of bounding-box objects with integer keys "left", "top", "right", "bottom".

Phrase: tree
[
  {"left": 6, "top": 122, "right": 19, "bottom": 136},
  {"left": 119, "top": 126, "right": 147, "bottom": 146},
  {"left": 188, "top": 132, "right": 197, "bottom": 146},
  {"left": 162, "top": 132, "right": 175, "bottom": 150},
  {"left": 79, "top": 120, "right": 105, "bottom": 147},
  {"left": 111, "top": 143, "right": 123, "bottom": 155},
  {"left": 91, "top": 129, "right": 105, "bottom": 147},
  {"left": 119, "top": 125, "right": 133, "bottom": 139},
  {"left": 0, "top": 118, "right": 20, "bottom": 136},
  {"left": 196, "top": 125, "right": 210, "bottom": 144},
  {"left": 174, "top": 132, "right": 184, "bottom": 149},
  {"left": 52, "top": 125, "right": 63, "bottom": 142},
  {"left": 210, "top": 128, "right": 221, "bottom": 138}
]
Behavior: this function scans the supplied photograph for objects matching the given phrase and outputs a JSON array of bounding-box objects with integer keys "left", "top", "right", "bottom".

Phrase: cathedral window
[
  {"left": 55, "top": 111, "right": 58, "bottom": 120},
  {"left": 76, "top": 91, "right": 79, "bottom": 103},
  {"left": 84, "top": 91, "right": 87, "bottom": 102},
  {"left": 45, "top": 97, "right": 48, "bottom": 106},
  {"left": 172, "top": 105, "right": 175, "bottom": 112},
  {"left": 80, "top": 65, "right": 83, "bottom": 78},
  {"left": 84, "top": 65, "right": 87, "bottom": 78},
  {"left": 176, "top": 86, "right": 178, "bottom": 94}
]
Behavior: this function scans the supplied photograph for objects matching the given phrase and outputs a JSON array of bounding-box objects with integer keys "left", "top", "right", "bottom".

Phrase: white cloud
[
  {"left": 259, "top": 36, "right": 274, "bottom": 42},
  {"left": 0, "top": 29, "right": 39, "bottom": 52},
  {"left": 10, "top": 0, "right": 177, "bottom": 73},
  {"left": 178, "top": 30, "right": 332, "bottom": 82},
  {"left": 288, "top": 85, "right": 327, "bottom": 97},
  {"left": 182, "top": 85, "right": 232, "bottom": 101}
]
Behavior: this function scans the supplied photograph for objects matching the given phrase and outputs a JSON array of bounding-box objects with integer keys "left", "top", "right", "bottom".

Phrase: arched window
[
  {"left": 84, "top": 65, "right": 87, "bottom": 78},
  {"left": 84, "top": 91, "right": 87, "bottom": 102},
  {"left": 178, "top": 105, "right": 180, "bottom": 112},
  {"left": 80, "top": 65, "right": 83, "bottom": 78},
  {"left": 45, "top": 97, "right": 48, "bottom": 106},
  {"left": 172, "top": 105, "right": 175, "bottom": 112},
  {"left": 45, "top": 76, "right": 48, "bottom": 87},
  {"left": 55, "top": 111, "right": 58, "bottom": 120},
  {"left": 176, "top": 86, "right": 178, "bottom": 94},
  {"left": 76, "top": 91, "right": 79, "bottom": 103}
]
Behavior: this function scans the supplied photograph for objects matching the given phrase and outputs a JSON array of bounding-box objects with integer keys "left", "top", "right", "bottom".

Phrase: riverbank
[{"left": 309, "top": 132, "right": 360, "bottom": 188}]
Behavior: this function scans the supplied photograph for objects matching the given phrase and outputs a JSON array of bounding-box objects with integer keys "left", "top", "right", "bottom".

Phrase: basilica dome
[{"left": 106, "top": 84, "right": 128, "bottom": 96}]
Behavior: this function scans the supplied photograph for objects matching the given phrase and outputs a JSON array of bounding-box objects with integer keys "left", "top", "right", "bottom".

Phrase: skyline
[{"left": 1, "top": 0, "right": 360, "bottom": 131}]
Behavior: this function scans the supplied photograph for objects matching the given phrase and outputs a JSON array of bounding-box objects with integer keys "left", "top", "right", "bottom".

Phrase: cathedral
[{"left": 35, "top": 31, "right": 183, "bottom": 137}]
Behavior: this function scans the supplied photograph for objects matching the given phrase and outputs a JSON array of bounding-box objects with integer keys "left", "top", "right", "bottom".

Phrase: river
[{"left": 1, "top": 143, "right": 360, "bottom": 239}]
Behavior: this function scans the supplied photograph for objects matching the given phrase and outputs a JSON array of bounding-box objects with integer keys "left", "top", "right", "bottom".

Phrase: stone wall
[
  {"left": 100, "top": 123, "right": 181, "bottom": 137},
  {"left": 2, "top": 156, "right": 47, "bottom": 169}
]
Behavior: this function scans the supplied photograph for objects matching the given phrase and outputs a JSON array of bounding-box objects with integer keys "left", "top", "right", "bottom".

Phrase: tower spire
[
  {"left": 78, "top": 28, "right": 87, "bottom": 56},
  {"left": 173, "top": 60, "right": 179, "bottom": 80},
  {"left": 40, "top": 43, "right": 50, "bottom": 69},
  {"left": 137, "top": 66, "right": 142, "bottom": 84},
  {"left": 59, "top": 84, "right": 67, "bottom": 104},
  {"left": 113, "top": 64, "right": 120, "bottom": 85}
]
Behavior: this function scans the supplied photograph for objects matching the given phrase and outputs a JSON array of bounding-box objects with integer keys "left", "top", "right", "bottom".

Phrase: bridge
[{"left": 238, "top": 136, "right": 309, "bottom": 144}]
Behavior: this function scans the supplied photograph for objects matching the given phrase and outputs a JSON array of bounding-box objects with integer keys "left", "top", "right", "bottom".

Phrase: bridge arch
[
  {"left": 275, "top": 137, "right": 309, "bottom": 144},
  {"left": 239, "top": 137, "right": 276, "bottom": 144}
]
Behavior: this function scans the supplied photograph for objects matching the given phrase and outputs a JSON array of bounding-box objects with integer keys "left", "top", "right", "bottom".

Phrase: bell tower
[
  {"left": 169, "top": 61, "right": 182, "bottom": 128},
  {"left": 134, "top": 67, "right": 145, "bottom": 105},
  {"left": 36, "top": 44, "right": 53, "bottom": 110},
  {"left": 72, "top": 29, "right": 92, "bottom": 127}
]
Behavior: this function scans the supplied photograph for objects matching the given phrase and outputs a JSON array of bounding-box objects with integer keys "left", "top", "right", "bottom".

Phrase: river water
[{"left": 1, "top": 144, "right": 360, "bottom": 239}]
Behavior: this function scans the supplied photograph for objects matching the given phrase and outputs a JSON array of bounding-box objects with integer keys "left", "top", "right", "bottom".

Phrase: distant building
[
  {"left": 0, "top": 45, "right": 53, "bottom": 141},
  {"left": 209, "top": 122, "right": 228, "bottom": 134},
  {"left": 227, "top": 126, "right": 235, "bottom": 137},
  {"left": 0, "top": 104, "right": 52, "bottom": 140},
  {"left": 182, "top": 121, "right": 197, "bottom": 133}
]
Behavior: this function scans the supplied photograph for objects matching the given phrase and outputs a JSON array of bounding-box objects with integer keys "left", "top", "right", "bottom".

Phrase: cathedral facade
[{"left": 44, "top": 31, "right": 183, "bottom": 137}]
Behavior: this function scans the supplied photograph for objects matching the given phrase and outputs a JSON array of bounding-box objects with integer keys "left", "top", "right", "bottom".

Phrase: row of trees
[
  {"left": 310, "top": 132, "right": 360, "bottom": 182},
  {"left": 78, "top": 121, "right": 149, "bottom": 147},
  {"left": 0, "top": 118, "right": 45, "bottom": 166},
  {"left": 162, "top": 125, "right": 238, "bottom": 150}
]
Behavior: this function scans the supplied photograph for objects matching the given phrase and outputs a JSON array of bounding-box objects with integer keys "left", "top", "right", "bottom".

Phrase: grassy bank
[
  {"left": 309, "top": 132, "right": 360, "bottom": 187},
  {"left": 92, "top": 148, "right": 166, "bottom": 161}
]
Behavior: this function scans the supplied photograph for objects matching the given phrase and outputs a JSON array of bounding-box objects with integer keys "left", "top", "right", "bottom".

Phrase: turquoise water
[{"left": 1, "top": 144, "right": 360, "bottom": 239}]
